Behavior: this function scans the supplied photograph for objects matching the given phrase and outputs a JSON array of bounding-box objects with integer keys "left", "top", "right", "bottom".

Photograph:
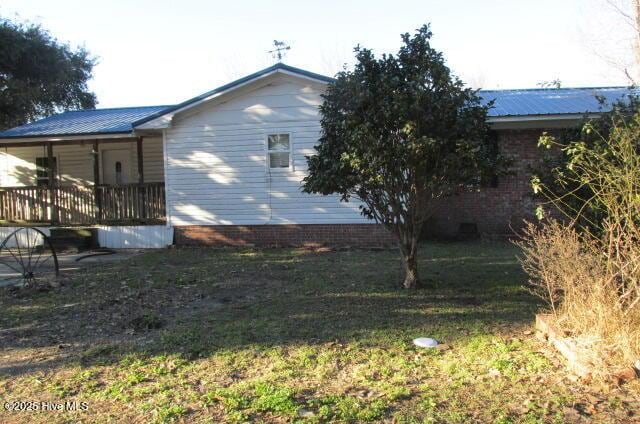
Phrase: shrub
[
  {"left": 519, "top": 111, "right": 640, "bottom": 375},
  {"left": 518, "top": 222, "right": 639, "bottom": 369}
]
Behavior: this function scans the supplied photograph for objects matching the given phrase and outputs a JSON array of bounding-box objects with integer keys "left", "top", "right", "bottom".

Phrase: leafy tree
[
  {"left": 0, "top": 16, "right": 96, "bottom": 130},
  {"left": 303, "top": 25, "right": 504, "bottom": 289}
]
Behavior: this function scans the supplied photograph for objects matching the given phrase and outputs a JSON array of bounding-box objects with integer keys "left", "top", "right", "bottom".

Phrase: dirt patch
[{"left": 0, "top": 264, "right": 237, "bottom": 376}]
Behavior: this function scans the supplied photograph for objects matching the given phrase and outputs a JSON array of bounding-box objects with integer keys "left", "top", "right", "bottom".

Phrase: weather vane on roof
[{"left": 268, "top": 40, "right": 290, "bottom": 63}]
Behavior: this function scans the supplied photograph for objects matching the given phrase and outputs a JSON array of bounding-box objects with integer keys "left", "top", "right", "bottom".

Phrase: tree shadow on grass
[{"left": 0, "top": 241, "right": 537, "bottom": 376}]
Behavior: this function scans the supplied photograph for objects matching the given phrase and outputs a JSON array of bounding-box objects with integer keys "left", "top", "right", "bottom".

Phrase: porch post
[
  {"left": 93, "top": 141, "right": 101, "bottom": 222},
  {"left": 137, "top": 136, "right": 144, "bottom": 184},
  {"left": 47, "top": 141, "right": 58, "bottom": 225},
  {"left": 136, "top": 136, "right": 145, "bottom": 220}
]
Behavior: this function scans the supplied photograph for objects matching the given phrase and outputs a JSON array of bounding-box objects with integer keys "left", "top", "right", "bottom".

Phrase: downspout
[
  {"left": 265, "top": 135, "right": 273, "bottom": 223},
  {"left": 162, "top": 129, "right": 172, "bottom": 229}
]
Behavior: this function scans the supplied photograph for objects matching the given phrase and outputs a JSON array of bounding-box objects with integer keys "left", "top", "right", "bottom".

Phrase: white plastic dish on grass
[{"left": 413, "top": 337, "right": 439, "bottom": 348}]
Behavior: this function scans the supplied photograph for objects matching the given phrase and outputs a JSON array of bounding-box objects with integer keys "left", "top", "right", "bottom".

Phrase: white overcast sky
[{"left": 1, "top": 0, "right": 636, "bottom": 108}]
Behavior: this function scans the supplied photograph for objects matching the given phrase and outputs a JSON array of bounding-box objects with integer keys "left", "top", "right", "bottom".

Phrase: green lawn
[{"left": 0, "top": 242, "right": 638, "bottom": 423}]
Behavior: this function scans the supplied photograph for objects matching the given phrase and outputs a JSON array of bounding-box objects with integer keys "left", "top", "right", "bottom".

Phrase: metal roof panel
[
  {"left": 0, "top": 105, "right": 171, "bottom": 138},
  {"left": 479, "top": 86, "right": 637, "bottom": 117}
]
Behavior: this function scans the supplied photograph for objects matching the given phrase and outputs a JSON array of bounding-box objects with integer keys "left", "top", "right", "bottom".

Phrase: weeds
[{"left": 522, "top": 111, "right": 640, "bottom": 376}]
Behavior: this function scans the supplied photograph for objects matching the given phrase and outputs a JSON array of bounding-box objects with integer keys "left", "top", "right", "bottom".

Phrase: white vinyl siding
[
  {"left": 164, "top": 74, "right": 367, "bottom": 226},
  {"left": 0, "top": 137, "right": 165, "bottom": 187},
  {"left": 141, "top": 137, "right": 165, "bottom": 182},
  {"left": 96, "top": 225, "right": 173, "bottom": 248},
  {"left": 0, "top": 226, "right": 173, "bottom": 248}
]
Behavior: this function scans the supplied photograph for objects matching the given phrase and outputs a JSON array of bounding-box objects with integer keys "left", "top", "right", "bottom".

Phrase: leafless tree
[
  {"left": 578, "top": 1, "right": 640, "bottom": 84},
  {"left": 605, "top": 0, "right": 640, "bottom": 83},
  {"left": 318, "top": 43, "right": 354, "bottom": 77},
  {"left": 582, "top": 0, "right": 640, "bottom": 84}
]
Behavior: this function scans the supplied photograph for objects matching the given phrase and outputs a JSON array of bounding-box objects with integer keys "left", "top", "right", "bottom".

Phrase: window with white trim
[{"left": 267, "top": 134, "right": 290, "bottom": 169}]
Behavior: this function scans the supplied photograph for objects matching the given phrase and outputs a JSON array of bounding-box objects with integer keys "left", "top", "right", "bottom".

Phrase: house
[{"left": 0, "top": 63, "right": 633, "bottom": 248}]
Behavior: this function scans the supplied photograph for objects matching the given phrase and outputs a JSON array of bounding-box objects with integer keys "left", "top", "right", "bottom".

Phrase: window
[
  {"left": 480, "top": 131, "right": 499, "bottom": 189},
  {"left": 267, "top": 134, "right": 290, "bottom": 169},
  {"left": 35, "top": 157, "right": 57, "bottom": 186},
  {"left": 115, "top": 161, "right": 123, "bottom": 185}
]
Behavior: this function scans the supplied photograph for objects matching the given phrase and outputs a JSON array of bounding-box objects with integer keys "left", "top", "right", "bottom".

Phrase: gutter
[
  {"left": 0, "top": 132, "right": 136, "bottom": 146},
  {"left": 487, "top": 113, "right": 601, "bottom": 123}
]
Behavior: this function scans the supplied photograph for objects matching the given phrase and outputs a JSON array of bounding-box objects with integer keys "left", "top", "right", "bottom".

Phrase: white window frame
[{"left": 265, "top": 132, "right": 293, "bottom": 172}]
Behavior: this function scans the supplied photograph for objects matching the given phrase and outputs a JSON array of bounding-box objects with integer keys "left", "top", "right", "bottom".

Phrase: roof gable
[
  {"left": 133, "top": 63, "right": 333, "bottom": 130},
  {"left": 169, "top": 73, "right": 326, "bottom": 128}
]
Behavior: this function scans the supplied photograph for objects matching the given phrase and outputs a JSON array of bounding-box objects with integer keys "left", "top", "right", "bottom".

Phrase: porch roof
[{"left": 0, "top": 105, "right": 171, "bottom": 139}]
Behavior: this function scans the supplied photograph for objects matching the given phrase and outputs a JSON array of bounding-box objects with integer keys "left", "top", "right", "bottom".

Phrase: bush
[
  {"left": 518, "top": 221, "right": 639, "bottom": 370},
  {"left": 519, "top": 111, "right": 640, "bottom": 375}
]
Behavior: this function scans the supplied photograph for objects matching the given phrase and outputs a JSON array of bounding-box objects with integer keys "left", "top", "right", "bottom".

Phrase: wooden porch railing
[
  {"left": 0, "top": 183, "right": 165, "bottom": 225},
  {"left": 0, "top": 186, "right": 50, "bottom": 222},
  {"left": 95, "top": 184, "right": 166, "bottom": 222}
]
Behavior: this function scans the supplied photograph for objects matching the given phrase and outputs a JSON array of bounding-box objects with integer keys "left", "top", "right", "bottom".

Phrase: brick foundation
[{"left": 174, "top": 224, "right": 396, "bottom": 247}]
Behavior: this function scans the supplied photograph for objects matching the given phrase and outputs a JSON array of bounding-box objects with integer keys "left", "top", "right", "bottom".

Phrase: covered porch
[{"left": 0, "top": 134, "right": 166, "bottom": 226}]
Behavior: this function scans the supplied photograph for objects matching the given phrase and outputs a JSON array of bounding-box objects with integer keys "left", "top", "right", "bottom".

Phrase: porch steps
[{"left": 49, "top": 228, "right": 98, "bottom": 253}]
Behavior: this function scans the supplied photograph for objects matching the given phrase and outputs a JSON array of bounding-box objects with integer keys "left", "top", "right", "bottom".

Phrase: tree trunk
[{"left": 400, "top": 234, "right": 420, "bottom": 289}]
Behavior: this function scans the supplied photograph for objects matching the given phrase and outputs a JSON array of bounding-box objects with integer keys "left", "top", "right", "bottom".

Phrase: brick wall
[
  {"left": 428, "top": 128, "right": 551, "bottom": 238},
  {"left": 174, "top": 224, "right": 396, "bottom": 247},
  {"left": 174, "top": 128, "right": 553, "bottom": 246}
]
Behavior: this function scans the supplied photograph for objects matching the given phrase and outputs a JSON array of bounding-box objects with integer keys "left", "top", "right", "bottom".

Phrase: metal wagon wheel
[{"left": 0, "top": 227, "right": 59, "bottom": 288}]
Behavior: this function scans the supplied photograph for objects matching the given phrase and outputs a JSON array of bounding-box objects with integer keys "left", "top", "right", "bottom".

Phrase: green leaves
[
  {"left": 0, "top": 16, "right": 96, "bottom": 129},
  {"left": 303, "top": 23, "right": 502, "bottom": 226},
  {"left": 533, "top": 100, "right": 640, "bottom": 234},
  {"left": 531, "top": 176, "right": 542, "bottom": 194},
  {"left": 538, "top": 133, "right": 555, "bottom": 149},
  {"left": 303, "top": 24, "right": 505, "bottom": 287}
]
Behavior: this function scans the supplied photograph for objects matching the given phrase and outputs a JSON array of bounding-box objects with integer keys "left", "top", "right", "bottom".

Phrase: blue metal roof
[
  {"left": 480, "top": 86, "right": 637, "bottom": 117},
  {"left": 0, "top": 63, "right": 637, "bottom": 140},
  {"left": 0, "top": 105, "right": 171, "bottom": 138}
]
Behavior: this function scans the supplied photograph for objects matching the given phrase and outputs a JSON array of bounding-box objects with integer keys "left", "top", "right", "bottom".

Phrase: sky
[{"left": 1, "top": 0, "right": 636, "bottom": 108}]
